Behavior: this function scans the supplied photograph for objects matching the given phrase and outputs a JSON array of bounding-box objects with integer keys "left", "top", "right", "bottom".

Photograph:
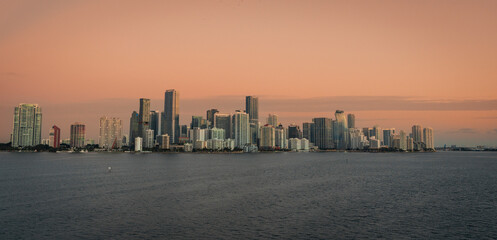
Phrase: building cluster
[{"left": 10, "top": 92, "right": 435, "bottom": 152}]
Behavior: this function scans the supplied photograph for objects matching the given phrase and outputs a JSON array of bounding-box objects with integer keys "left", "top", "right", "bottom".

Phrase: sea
[{"left": 0, "top": 151, "right": 496, "bottom": 239}]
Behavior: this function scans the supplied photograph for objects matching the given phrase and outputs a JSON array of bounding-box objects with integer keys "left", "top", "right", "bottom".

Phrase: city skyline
[
  {"left": 1, "top": 1, "right": 497, "bottom": 146},
  {"left": 2, "top": 94, "right": 496, "bottom": 147}
]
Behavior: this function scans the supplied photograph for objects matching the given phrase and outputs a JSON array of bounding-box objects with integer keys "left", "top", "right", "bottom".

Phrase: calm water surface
[{"left": 1, "top": 152, "right": 496, "bottom": 239}]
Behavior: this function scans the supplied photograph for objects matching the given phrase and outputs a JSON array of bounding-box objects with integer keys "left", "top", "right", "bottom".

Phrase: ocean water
[{"left": 0, "top": 152, "right": 496, "bottom": 239}]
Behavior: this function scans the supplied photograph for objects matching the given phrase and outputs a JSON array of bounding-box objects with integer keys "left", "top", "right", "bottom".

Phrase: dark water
[{"left": 1, "top": 152, "right": 496, "bottom": 239}]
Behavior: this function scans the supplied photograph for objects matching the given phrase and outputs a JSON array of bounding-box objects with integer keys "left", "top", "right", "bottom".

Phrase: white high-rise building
[
  {"left": 423, "top": 127, "right": 434, "bottom": 150},
  {"left": 348, "top": 128, "right": 367, "bottom": 150},
  {"left": 224, "top": 139, "right": 235, "bottom": 150},
  {"left": 160, "top": 134, "right": 170, "bottom": 149},
  {"left": 266, "top": 114, "right": 279, "bottom": 127},
  {"left": 399, "top": 130, "right": 407, "bottom": 151},
  {"left": 288, "top": 138, "right": 301, "bottom": 151},
  {"left": 232, "top": 111, "right": 250, "bottom": 148},
  {"left": 145, "top": 129, "right": 155, "bottom": 148},
  {"left": 98, "top": 116, "right": 123, "bottom": 149},
  {"left": 134, "top": 137, "right": 143, "bottom": 152},
  {"left": 412, "top": 125, "right": 423, "bottom": 144},
  {"left": 11, "top": 103, "right": 42, "bottom": 147},
  {"left": 300, "top": 138, "right": 310, "bottom": 151},
  {"left": 407, "top": 136, "right": 414, "bottom": 151},
  {"left": 190, "top": 128, "right": 207, "bottom": 142},
  {"left": 208, "top": 128, "right": 225, "bottom": 140},
  {"left": 275, "top": 127, "right": 287, "bottom": 149},
  {"left": 207, "top": 139, "right": 224, "bottom": 150},
  {"left": 260, "top": 124, "right": 275, "bottom": 149}
]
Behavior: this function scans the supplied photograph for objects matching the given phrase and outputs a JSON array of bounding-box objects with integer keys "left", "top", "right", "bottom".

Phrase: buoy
[{"left": 107, "top": 167, "right": 112, "bottom": 173}]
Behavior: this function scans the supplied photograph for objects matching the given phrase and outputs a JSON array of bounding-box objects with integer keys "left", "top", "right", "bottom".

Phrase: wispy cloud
[
  {"left": 486, "top": 129, "right": 497, "bottom": 135},
  {"left": 0, "top": 72, "right": 22, "bottom": 77},
  {"left": 447, "top": 128, "right": 479, "bottom": 134},
  {"left": 179, "top": 96, "right": 497, "bottom": 112}
]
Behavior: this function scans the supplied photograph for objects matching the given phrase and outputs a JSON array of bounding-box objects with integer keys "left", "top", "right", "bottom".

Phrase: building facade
[
  {"left": 412, "top": 125, "right": 423, "bottom": 144},
  {"left": 334, "top": 110, "right": 348, "bottom": 150},
  {"left": 70, "top": 122, "right": 86, "bottom": 148},
  {"left": 138, "top": 98, "right": 151, "bottom": 140},
  {"left": 99, "top": 116, "right": 123, "bottom": 149},
  {"left": 214, "top": 113, "right": 231, "bottom": 139},
  {"left": 49, "top": 125, "right": 60, "bottom": 148},
  {"left": 232, "top": 111, "right": 250, "bottom": 148},
  {"left": 11, "top": 103, "right": 42, "bottom": 147},
  {"left": 129, "top": 111, "right": 139, "bottom": 146},
  {"left": 149, "top": 110, "right": 160, "bottom": 139},
  {"left": 245, "top": 96, "right": 259, "bottom": 124},
  {"left": 162, "top": 89, "right": 180, "bottom": 143},
  {"left": 260, "top": 124, "right": 275, "bottom": 149},
  {"left": 206, "top": 109, "right": 219, "bottom": 128},
  {"left": 266, "top": 114, "right": 278, "bottom": 127},
  {"left": 347, "top": 114, "right": 356, "bottom": 129},
  {"left": 423, "top": 127, "right": 434, "bottom": 150},
  {"left": 313, "top": 117, "right": 333, "bottom": 149}
]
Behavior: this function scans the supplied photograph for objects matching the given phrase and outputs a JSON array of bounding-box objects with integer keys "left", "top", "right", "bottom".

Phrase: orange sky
[{"left": 1, "top": 1, "right": 497, "bottom": 146}]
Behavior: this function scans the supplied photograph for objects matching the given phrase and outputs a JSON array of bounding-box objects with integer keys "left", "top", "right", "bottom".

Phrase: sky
[{"left": 1, "top": 0, "right": 496, "bottom": 147}]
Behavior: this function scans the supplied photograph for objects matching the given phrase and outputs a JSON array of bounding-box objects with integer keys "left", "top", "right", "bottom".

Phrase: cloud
[
  {"left": 447, "top": 128, "right": 479, "bottom": 134},
  {"left": 0, "top": 72, "right": 22, "bottom": 77},
  {"left": 211, "top": 96, "right": 497, "bottom": 112},
  {"left": 486, "top": 129, "right": 497, "bottom": 134}
]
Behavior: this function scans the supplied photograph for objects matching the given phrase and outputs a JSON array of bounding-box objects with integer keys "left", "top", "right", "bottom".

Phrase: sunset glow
[{"left": 1, "top": 0, "right": 497, "bottom": 146}]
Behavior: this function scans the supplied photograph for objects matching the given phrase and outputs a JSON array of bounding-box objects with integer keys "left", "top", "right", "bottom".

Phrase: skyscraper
[
  {"left": 347, "top": 114, "right": 356, "bottom": 129},
  {"left": 49, "top": 125, "right": 60, "bottom": 148},
  {"left": 70, "top": 122, "right": 85, "bottom": 148},
  {"left": 334, "top": 110, "right": 348, "bottom": 150},
  {"left": 99, "top": 116, "right": 123, "bottom": 149},
  {"left": 260, "top": 124, "right": 275, "bottom": 149},
  {"left": 412, "top": 125, "right": 423, "bottom": 144},
  {"left": 191, "top": 116, "right": 204, "bottom": 129},
  {"left": 399, "top": 130, "right": 407, "bottom": 151},
  {"left": 138, "top": 98, "right": 151, "bottom": 139},
  {"left": 180, "top": 125, "right": 190, "bottom": 138},
  {"left": 302, "top": 122, "right": 315, "bottom": 143},
  {"left": 245, "top": 96, "right": 259, "bottom": 124},
  {"left": 214, "top": 113, "right": 231, "bottom": 139},
  {"left": 149, "top": 110, "right": 160, "bottom": 138},
  {"left": 250, "top": 122, "right": 259, "bottom": 145},
  {"left": 162, "top": 89, "right": 179, "bottom": 143},
  {"left": 288, "top": 124, "right": 302, "bottom": 139},
  {"left": 423, "top": 127, "right": 434, "bottom": 150},
  {"left": 206, "top": 109, "right": 219, "bottom": 128},
  {"left": 145, "top": 129, "right": 155, "bottom": 148},
  {"left": 11, "top": 103, "right": 42, "bottom": 147},
  {"left": 383, "top": 128, "right": 395, "bottom": 147},
  {"left": 129, "top": 111, "right": 139, "bottom": 146},
  {"left": 267, "top": 114, "right": 278, "bottom": 127},
  {"left": 313, "top": 117, "right": 333, "bottom": 149},
  {"left": 160, "top": 134, "right": 170, "bottom": 150},
  {"left": 232, "top": 110, "right": 250, "bottom": 148},
  {"left": 275, "top": 126, "right": 287, "bottom": 149}
]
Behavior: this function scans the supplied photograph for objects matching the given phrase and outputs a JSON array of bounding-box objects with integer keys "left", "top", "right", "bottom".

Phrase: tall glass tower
[
  {"left": 162, "top": 89, "right": 180, "bottom": 143},
  {"left": 129, "top": 111, "right": 139, "bottom": 145},
  {"left": 149, "top": 110, "right": 160, "bottom": 138},
  {"left": 245, "top": 96, "right": 259, "bottom": 124},
  {"left": 312, "top": 117, "right": 333, "bottom": 150},
  {"left": 334, "top": 110, "right": 348, "bottom": 150},
  {"left": 138, "top": 98, "right": 150, "bottom": 139}
]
